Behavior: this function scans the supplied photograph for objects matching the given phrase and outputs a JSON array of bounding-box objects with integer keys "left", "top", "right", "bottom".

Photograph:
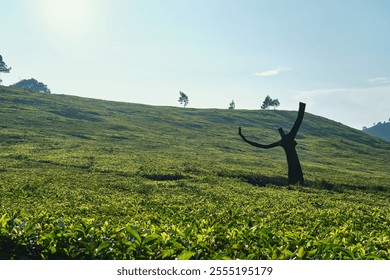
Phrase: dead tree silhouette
[{"left": 238, "top": 102, "right": 306, "bottom": 185}]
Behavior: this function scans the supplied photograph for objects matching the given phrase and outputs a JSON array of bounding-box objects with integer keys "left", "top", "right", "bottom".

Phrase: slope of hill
[
  {"left": 364, "top": 122, "right": 390, "bottom": 142},
  {"left": 1, "top": 85, "right": 389, "bottom": 260}
]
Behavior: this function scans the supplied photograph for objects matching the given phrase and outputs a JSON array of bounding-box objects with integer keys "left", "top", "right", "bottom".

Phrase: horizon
[
  {"left": 1, "top": 0, "right": 390, "bottom": 130},
  {"left": 1, "top": 84, "right": 385, "bottom": 133}
]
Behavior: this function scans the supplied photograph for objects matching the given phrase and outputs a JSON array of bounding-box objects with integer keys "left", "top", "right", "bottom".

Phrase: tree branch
[
  {"left": 278, "top": 128, "right": 286, "bottom": 138},
  {"left": 288, "top": 102, "right": 306, "bottom": 138},
  {"left": 238, "top": 127, "right": 280, "bottom": 149}
]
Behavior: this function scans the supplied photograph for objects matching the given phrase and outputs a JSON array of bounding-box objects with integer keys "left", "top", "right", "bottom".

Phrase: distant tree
[
  {"left": 270, "top": 98, "right": 280, "bottom": 109},
  {"left": 10, "top": 78, "right": 51, "bottom": 93},
  {"left": 178, "top": 91, "right": 189, "bottom": 107},
  {"left": 261, "top": 95, "right": 272, "bottom": 109},
  {"left": 0, "top": 55, "right": 12, "bottom": 84},
  {"left": 229, "top": 100, "right": 235, "bottom": 110},
  {"left": 261, "top": 95, "right": 280, "bottom": 110}
]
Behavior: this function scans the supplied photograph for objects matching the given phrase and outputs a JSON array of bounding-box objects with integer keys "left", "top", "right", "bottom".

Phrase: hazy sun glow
[{"left": 34, "top": 0, "right": 97, "bottom": 40}]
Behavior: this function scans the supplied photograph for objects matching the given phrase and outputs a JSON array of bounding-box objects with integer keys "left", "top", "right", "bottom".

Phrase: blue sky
[{"left": 1, "top": 0, "right": 389, "bottom": 129}]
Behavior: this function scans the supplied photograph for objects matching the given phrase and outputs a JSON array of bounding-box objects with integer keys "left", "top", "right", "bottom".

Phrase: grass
[{"left": 0, "top": 85, "right": 389, "bottom": 259}]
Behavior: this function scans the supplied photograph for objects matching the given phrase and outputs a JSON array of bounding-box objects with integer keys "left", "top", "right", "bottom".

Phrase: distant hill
[{"left": 363, "top": 122, "right": 390, "bottom": 142}]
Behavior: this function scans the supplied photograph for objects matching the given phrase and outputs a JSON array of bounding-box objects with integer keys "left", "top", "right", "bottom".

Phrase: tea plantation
[{"left": 0, "top": 86, "right": 389, "bottom": 259}]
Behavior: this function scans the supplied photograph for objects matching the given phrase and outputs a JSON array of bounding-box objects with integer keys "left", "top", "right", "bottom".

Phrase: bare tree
[{"left": 239, "top": 102, "right": 306, "bottom": 184}]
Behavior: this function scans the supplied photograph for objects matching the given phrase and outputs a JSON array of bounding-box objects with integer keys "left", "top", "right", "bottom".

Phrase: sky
[{"left": 1, "top": 0, "right": 390, "bottom": 129}]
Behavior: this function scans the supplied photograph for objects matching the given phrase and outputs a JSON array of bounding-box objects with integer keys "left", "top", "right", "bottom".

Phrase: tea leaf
[{"left": 177, "top": 250, "right": 195, "bottom": 260}]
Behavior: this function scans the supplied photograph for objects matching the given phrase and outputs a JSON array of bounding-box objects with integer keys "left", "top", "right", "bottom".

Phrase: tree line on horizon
[
  {"left": 179, "top": 91, "right": 280, "bottom": 111},
  {"left": 4, "top": 54, "right": 282, "bottom": 110},
  {"left": 363, "top": 118, "right": 390, "bottom": 130},
  {"left": 0, "top": 54, "right": 51, "bottom": 93}
]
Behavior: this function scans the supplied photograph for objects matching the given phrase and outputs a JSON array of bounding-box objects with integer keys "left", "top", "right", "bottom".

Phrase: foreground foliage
[
  {"left": 1, "top": 86, "right": 389, "bottom": 259},
  {"left": 1, "top": 185, "right": 389, "bottom": 260}
]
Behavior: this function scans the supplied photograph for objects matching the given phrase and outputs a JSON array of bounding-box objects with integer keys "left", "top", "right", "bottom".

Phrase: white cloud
[
  {"left": 253, "top": 66, "right": 292, "bottom": 77},
  {"left": 292, "top": 85, "right": 390, "bottom": 129},
  {"left": 367, "top": 77, "right": 390, "bottom": 84}
]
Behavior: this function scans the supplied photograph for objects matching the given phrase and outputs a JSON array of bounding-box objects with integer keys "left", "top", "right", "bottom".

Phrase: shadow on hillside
[
  {"left": 218, "top": 172, "right": 288, "bottom": 187},
  {"left": 307, "top": 180, "right": 389, "bottom": 193},
  {"left": 50, "top": 108, "right": 102, "bottom": 122},
  {"left": 141, "top": 173, "right": 186, "bottom": 181},
  {"left": 241, "top": 174, "right": 288, "bottom": 187},
  {"left": 220, "top": 173, "right": 389, "bottom": 193}
]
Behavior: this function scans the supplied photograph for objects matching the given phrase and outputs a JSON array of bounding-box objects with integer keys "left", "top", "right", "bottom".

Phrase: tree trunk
[
  {"left": 239, "top": 102, "right": 306, "bottom": 185},
  {"left": 278, "top": 128, "right": 304, "bottom": 184}
]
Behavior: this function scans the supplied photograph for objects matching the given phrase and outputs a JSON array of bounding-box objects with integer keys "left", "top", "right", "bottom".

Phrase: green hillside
[{"left": 1, "top": 85, "right": 389, "bottom": 260}]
